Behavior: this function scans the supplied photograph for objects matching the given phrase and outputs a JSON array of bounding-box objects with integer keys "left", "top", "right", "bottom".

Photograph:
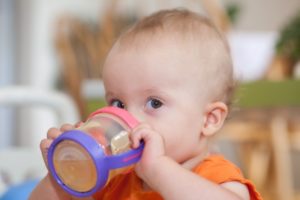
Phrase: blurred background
[{"left": 0, "top": 0, "right": 300, "bottom": 199}]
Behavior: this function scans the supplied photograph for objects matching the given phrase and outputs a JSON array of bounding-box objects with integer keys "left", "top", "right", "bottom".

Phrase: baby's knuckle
[
  {"left": 60, "top": 123, "right": 74, "bottom": 131},
  {"left": 47, "top": 127, "right": 58, "bottom": 134},
  {"left": 40, "top": 139, "right": 49, "bottom": 149}
]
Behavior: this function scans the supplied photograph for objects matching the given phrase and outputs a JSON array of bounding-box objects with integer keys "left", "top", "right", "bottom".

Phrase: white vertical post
[{"left": 0, "top": 0, "right": 16, "bottom": 148}]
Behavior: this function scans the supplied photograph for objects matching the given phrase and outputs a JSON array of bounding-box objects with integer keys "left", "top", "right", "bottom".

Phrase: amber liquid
[
  {"left": 54, "top": 160, "right": 134, "bottom": 192},
  {"left": 54, "top": 159, "right": 97, "bottom": 192}
]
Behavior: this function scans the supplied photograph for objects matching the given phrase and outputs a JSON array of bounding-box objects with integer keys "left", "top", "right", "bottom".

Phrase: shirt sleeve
[{"left": 194, "top": 154, "right": 263, "bottom": 200}]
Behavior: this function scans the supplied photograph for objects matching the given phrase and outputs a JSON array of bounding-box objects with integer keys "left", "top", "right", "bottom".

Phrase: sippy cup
[{"left": 47, "top": 106, "right": 144, "bottom": 197}]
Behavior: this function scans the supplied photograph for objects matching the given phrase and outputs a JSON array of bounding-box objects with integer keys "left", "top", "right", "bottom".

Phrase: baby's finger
[
  {"left": 131, "top": 124, "right": 153, "bottom": 148},
  {"left": 60, "top": 123, "right": 75, "bottom": 132},
  {"left": 74, "top": 121, "right": 84, "bottom": 128},
  {"left": 40, "top": 138, "right": 53, "bottom": 167},
  {"left": 47, "top": 127, "right": 61, "bottom": 140}
]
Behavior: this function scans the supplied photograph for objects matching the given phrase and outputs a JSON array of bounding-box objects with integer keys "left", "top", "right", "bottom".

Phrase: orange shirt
[{"left": 93, "top": 154, "right": 263, "bottom": 200}]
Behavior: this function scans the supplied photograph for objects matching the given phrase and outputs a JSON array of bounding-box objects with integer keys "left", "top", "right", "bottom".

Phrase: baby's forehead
[
  {"left": 107, "top": 39, "right": 212, "bottom": 91},
  {"left": 115, "top": 26, "right": 228, "bottom": 69},
  {"left": 109, "top": 33, "right": 222, "bottom": 79},
  {"left": 118, "top": 26, "right": 215, "bottom": 50}
]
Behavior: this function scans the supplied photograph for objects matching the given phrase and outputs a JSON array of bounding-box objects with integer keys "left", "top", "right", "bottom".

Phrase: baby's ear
[{"left": 202, "top": 102, "right": 228, "bottom": 137}]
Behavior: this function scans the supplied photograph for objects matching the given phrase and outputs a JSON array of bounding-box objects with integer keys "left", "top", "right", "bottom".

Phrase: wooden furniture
[{"left": 217, "top": 80, "right": 300, "bottom": 200}]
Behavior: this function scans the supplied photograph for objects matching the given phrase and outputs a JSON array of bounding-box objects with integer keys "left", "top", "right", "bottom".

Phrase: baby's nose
[{"left": 127, "top": 107, "right": 145, "bottom": 122}]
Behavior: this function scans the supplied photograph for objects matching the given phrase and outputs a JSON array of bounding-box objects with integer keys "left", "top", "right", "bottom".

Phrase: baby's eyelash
[
  {"left": 146, "top": 97, "right": 164, "bottom": 109},
  {"left": 109, "top": 99, "right": 125, "bottom": 109}
]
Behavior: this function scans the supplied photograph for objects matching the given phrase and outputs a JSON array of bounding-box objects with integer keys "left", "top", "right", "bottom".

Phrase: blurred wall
[{"left": 223, "top": 0, "right": 300, "bottom": 31}]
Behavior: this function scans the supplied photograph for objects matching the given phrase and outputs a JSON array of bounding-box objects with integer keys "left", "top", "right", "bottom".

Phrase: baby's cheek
[{"left": 163, "top": 138, "right": 183, "bottom": 160}]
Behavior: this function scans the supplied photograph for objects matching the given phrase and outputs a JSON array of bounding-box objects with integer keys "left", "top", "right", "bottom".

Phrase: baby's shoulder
[{"left": 193, "top": 154, "right": 243, "bottom": 183}]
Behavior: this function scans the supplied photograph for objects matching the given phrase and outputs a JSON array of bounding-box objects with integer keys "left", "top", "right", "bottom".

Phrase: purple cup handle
[{"left": 106, "top": 141, "right": 144, "bottom": 169}]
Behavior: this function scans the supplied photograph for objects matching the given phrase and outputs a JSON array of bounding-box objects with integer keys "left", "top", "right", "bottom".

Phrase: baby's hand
[
  {"left": 40, "top": 124, "right": 75, "bottom": 168},
  {"left": 130, "top": 123, "right": 167, "bottom": 182},
  {"left": 31, "top": 123, "right": 96, "bottom": 200}
]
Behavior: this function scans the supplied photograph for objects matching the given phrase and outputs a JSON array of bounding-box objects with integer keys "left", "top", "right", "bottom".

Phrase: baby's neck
[{"left": 181, "top": 146, "right": 210, "bottom": 170}]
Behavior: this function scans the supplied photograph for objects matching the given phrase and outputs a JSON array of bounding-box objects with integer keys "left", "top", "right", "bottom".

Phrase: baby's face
[{"left": 103, "top": 38, "right": 208, "bottom": 163}]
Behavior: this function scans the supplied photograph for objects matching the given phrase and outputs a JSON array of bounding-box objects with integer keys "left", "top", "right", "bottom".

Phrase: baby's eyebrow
[
  {"left": 143, "top": 86, "right": 163, "bottom": 93},
  {"left": 142, "top": 88, "right": 170, "bottom": 98}
]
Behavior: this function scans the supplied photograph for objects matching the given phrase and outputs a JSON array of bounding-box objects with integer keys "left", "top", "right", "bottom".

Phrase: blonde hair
[{"left": 114, "top": 9, "right": 235, "bottom": 106}]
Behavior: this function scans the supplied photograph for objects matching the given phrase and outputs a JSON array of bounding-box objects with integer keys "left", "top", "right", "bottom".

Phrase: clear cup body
[{"left": 77, "top": 114, "right": 132, "bottom": 155}]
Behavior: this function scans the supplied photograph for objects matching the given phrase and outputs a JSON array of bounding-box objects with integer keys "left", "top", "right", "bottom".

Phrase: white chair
[{"left": 0, "top": 86, "right": 80, "bottom": 195}]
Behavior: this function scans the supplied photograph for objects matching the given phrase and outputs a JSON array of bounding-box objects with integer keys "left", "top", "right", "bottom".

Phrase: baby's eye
[
  {"left": 146, "top": 98, "right": 163, "bottom": 109},
  {"left": 110, "top": 99, "right": 125, "bottom": 109}
]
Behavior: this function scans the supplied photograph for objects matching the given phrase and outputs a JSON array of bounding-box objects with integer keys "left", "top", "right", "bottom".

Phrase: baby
[{"left": 30, "top": 9, "right": 262, "bottom": 200}]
